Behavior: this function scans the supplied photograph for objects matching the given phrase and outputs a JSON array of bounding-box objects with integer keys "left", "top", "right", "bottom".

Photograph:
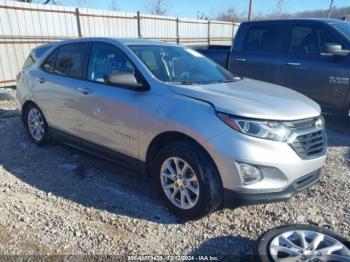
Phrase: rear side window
[
  {"left": 42, "top": 50, "right": 57, "bottom": 73},
  {"left": 54, "top": 43, "right": 90, "bottom": 79},
  {"left": 243, "top": 25, "right": 283, "bottom": 52},
  {"left": 42, "top": 43, "right": 90, "bottom": 79}
]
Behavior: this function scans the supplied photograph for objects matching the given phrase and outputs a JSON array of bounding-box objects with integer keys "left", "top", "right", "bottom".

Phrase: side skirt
[{"left": 50, "top": 127, "right": 146, "bottom": 175}]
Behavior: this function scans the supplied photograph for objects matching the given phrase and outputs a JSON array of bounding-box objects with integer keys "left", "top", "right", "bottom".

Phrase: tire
[
  {"left": 153, "top": 140, "right": 223, "bottom": 220},
  {"left": 255, "top": 224, "right": 350, "bottom": 262},
  {"left": 23, "top": 103, "right": 50, "bottom": 145}
]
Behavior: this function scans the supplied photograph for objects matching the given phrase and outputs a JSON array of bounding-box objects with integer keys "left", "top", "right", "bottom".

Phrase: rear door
[
  {"left": 279, "top": 22, "right": 350, "bottom": 110},
  {"left": 230, "top": 23, "right": 285, "bottom": 83},
  {"left": 32, "top": 42, "right": 91, "bottom": 136}
]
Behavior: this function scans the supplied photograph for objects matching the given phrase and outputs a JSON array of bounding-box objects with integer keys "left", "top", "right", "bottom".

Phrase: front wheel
[{"left": 154, "top": 141, "right": 223, "bottom": 220}]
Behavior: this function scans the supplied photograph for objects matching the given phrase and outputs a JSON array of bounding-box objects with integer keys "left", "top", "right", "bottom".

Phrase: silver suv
[{"left": 16, "top": 38, "right": 327, "bottom": 219}]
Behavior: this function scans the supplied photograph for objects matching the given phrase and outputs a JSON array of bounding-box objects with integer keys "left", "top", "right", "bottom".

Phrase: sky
[{"left": 31, "top": 0, "right": 350, "bottom": 19}]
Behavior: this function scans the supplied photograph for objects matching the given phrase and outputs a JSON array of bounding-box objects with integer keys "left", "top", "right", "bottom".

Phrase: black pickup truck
[{"left": 195, "top": 18, "right": 350, "bottom": 116}]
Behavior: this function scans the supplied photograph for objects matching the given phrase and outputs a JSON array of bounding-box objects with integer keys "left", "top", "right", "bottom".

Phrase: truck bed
[{"left": 194, "top": 45, "right": 231, "bottom": 68}]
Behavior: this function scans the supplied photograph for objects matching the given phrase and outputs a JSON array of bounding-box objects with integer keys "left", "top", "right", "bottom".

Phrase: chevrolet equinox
[{"left": 16, "top": 38, "right": 327, "bottom": 219}]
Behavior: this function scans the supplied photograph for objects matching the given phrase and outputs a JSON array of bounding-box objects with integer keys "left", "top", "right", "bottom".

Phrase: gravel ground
[{"left": 0, "top": 87, "right": 349, "bottom": 258}]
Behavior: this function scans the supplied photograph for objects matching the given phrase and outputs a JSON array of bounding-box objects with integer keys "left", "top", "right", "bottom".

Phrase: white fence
[{"left": 0, "top": 0, "right": 240, "bottom": 87}]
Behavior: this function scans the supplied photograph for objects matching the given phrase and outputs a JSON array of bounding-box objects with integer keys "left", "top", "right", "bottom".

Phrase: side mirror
[
  {"left": 325, "top": 43, "right": 350, "bottom": 57},
  {"left": 104, "top": 72, "right": 143, "bottom": 89}
]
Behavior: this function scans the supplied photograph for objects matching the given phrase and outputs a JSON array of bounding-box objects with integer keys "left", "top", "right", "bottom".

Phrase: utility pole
[
  {"left": 328, "top": 0, "right": 334, "bottom": 18},
  {"left": 248, "top": 0, "right": 253, "bottom": 21}
]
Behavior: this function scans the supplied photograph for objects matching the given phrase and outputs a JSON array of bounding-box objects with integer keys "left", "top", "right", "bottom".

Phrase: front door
[
  {"left": 77, "top": 42, "right": 143, "bottom": 160},
  {"left": 279, "top": 24, "right": 350, "bottom": 110}
]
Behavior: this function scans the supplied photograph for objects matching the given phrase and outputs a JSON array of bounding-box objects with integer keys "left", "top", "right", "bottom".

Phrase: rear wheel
[
  {"left": 24, "top": 104, "right": 49, "bottom": 145},
  {"left": 154, "top": 141, "right": 223, "bottom": 220}
]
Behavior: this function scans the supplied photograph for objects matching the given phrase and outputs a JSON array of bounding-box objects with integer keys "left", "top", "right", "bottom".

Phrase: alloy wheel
[
  {"left": 160, "top": 157, "right": 200, "bottom": 210},
  {"left": 27, "top": 108, "right": 45, "bottom": 142},
  {"left": 269, "top": 230, "right": 350, "bottom": 262}
]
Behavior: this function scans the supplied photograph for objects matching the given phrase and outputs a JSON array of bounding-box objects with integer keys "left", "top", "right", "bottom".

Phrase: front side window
[
  {"left": 319, "top": 28, "right": 342, "bottom": 53},
  {"left": 129, "top": 45, "right": 234, "bottom": 84},
  {"left": 54, "top": 43, "right": 90, "bottom": 79},
  {"left": 289, "top": 26, "right": 319, "bottom": 54},
  {"left": 243, "top": 25, "right": 283, "bottom": 52},
  {"left": 87, "top": 43, "right": 136, "bottom": 83},
  {"left": 289, "top": 25, "right": 342, "bottom": 55}
]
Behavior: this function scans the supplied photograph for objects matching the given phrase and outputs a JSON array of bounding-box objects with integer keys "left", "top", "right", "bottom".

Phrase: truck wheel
[
  {"left": 23, "top": 103, "right": 50, "bottom": 145},
  {"left": 154, "top": 141, "right": 223, "bottom": 220},
  {"left": 255, "top": 224, "right": 350, "bottom": 262}
]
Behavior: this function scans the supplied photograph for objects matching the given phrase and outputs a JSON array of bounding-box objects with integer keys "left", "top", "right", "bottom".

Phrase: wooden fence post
[
  {"left": 232, "top": 21, "right": 235, "bottom": 40},
  {"left": 176, "top": 18, "right": 179, "bottom": 44},
  {"left": 75, "top": 8, "right": 82, "bottom": 37},
  {"left": 207, "top": 20, "right": 210, "bottom": 46}
]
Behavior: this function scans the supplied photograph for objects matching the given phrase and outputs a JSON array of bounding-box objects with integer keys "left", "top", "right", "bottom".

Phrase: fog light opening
[{"left": 235, "top": 162, "right": 263, "bottom": 185}]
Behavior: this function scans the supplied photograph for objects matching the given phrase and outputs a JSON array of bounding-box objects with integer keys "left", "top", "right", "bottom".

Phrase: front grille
[
  {"left": 285, "top": 117, "right": 326, "bottom": 159},
  {"left": 292, "top": 130, "right": 325, "bottom": 159}
]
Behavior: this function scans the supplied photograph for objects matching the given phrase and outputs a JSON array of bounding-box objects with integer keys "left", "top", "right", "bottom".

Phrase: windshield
[
  {"left": 333, "top": 22, "right": 350, "bottom": 40},
  {"left": 129, "top": 45, "right": 235, "bottom": 84}
]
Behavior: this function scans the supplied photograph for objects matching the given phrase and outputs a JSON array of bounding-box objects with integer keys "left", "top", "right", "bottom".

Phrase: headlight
[{"left": 217, "top": 113, "right": 292, "bottom": 142}]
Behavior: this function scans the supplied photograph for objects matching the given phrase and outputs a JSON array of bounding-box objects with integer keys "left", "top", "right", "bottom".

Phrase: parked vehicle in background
[
  {"left": 195, "top": 19, "right": 350, "bottom": 116},
  {"left": 17, "top": 38, "right": 326, "bottom": 219}
]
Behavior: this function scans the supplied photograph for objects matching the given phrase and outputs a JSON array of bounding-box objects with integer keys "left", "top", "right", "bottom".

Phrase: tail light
[{"left": 16, "top": 72, "right": 21, "bottom": 82}]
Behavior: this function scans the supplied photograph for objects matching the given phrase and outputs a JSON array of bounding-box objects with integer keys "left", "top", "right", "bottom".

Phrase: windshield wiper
[
  {"left": 170, "top": 81, "right": 194, "bottom": 85},
  {"left": 216, "top": 77, "right": 242, "bottom": 83}
]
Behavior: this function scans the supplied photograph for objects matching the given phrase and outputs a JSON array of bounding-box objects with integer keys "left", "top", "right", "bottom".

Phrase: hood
[{"left": 169, "top": 78, "right": 321, "bottom": 121}]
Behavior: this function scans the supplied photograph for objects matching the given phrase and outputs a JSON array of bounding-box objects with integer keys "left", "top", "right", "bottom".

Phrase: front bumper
[{"left": 223, "top": 169, "right": 321, "bottom": 207}]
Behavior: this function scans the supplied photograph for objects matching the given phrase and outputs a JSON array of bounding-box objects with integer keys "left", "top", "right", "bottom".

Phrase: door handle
[
  {"left": 36, "top": 77, "right": 45, "bottom": 84},
  {"left": 78, "top": 87, "right": 92, "bottom": 95},
  {"left": 287, "top": 62, "right": 301, "bottom": 66},
  {"left": 235, "top": 58, "right": 247, "bottom": 62}
]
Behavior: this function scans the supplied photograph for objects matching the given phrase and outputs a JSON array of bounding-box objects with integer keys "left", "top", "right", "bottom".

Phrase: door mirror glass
[
  {"left": 105, "top": 72, "right": 143, "bottom": 88},
  {"left": 325, "top": 43, "right": 350, "bottom": 56}
]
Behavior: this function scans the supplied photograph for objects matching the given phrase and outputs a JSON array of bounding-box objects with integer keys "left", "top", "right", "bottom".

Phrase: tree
[
  {"left": 144, "top": 0, "right": 170, "bottom": 16},
  {"left": 216, "top": 7, "right": 245, "bottom": 22},
  {"left": 271, "top": 0, "right": 288, "bottom": 18},
  {"left": 196, "top": 11, "right": 209, "bottom": 20}
]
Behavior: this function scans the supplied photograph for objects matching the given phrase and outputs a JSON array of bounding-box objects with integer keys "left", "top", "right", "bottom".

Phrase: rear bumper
[{"left": 223, "top": 169, "right": 320, "bottom": 207}]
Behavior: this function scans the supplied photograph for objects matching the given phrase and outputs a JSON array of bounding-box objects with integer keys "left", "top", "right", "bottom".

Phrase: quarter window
[
  {"left": 243, "top": 25, "right": 283, "bottom": 52},
  {"left": 87, "top": 43, "right": 136, "bottom": 83},
  {"left": 22, "top": 55, "right": 35, "bottom": 69}
]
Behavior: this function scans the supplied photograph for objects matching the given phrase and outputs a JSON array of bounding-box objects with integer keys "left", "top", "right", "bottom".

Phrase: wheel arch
[
  {"left": 21, "top": 100, "right": 37, "bottom": 123},
  {"left": 145, "top": 131, "right": 221, "bottom": 182}
]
